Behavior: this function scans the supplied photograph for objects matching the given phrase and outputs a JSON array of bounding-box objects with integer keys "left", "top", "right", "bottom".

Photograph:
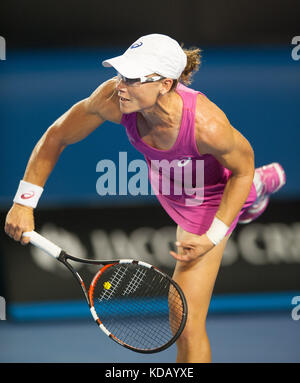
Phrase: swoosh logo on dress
[{"left": 177, "top": 157, "right": 192, "bottom": 167}]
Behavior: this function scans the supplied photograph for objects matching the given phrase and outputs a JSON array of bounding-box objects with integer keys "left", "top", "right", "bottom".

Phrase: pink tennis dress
[{"left": 121, "top": 83, "right": 257, "bottom": 236}]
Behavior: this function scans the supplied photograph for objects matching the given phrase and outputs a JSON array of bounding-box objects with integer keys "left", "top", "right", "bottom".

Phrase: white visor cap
[{"left": 102, "top": 34, "right": 187, "bottom": 79}]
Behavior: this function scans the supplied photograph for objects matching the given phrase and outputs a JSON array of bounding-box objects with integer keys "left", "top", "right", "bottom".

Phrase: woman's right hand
[{"left": 4, "top": 203, "right": 35, "bottom": 245}]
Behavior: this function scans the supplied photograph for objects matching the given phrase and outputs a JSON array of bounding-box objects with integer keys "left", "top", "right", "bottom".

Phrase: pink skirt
[{"left": 154, "top": 168, "right": 257, "bottom": 236}]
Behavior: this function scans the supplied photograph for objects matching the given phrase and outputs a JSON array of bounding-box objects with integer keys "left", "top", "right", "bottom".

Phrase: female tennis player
[{"left": 5, "top": 34, "right": 285, "bottom": 362}]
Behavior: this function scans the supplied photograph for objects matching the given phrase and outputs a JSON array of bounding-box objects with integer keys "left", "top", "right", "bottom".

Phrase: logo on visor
[{"left": 130, "top": 42, "right": 143, "bottom": 49}]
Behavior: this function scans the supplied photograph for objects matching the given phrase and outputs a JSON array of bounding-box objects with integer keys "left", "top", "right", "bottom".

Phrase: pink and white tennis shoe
[{"left": 238, "top": 162, "right": 286, "bottom": 224}]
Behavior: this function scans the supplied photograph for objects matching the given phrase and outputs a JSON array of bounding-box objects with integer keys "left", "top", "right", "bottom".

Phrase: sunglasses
[{"left": 117, "top": 73, "right": 165, "bottom": 87}]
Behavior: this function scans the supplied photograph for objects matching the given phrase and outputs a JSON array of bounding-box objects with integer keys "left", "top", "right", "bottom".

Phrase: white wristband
[
  {"left": 206, "top": 217, "right": 229, "bottom": 245},
  {"left": 13, "top": 180, "right": 44, "bottom": 208}
]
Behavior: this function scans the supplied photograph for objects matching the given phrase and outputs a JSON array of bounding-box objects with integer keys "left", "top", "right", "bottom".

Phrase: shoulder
[
  {"left": 86, "top": 77, "right": 122, "bottom": 124},
  {"left": 194, "top": 94, "right": 234, "bottom": 155}
]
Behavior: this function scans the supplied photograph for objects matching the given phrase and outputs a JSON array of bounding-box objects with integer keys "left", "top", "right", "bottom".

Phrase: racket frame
[{"left": 23, "top": 231, "right": 188, "bottom": 353}]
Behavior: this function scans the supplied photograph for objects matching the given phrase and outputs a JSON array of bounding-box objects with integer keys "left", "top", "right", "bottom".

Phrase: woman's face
[{"left": 116, "top": 74, "right": 173, "bottom": 114}]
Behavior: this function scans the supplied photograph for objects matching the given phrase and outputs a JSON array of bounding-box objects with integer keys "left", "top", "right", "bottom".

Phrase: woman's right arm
[{"left": 5, "top": 78, "right": 121, "bottom": 244}]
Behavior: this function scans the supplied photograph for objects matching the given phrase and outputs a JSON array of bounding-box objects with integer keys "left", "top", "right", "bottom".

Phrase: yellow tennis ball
[{"left": 103, "top": 281, "right": 111, "bottom": 290}]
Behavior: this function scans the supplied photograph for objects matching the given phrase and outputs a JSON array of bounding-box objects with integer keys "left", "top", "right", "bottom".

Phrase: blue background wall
[{"left": 1, "top": 46, "right": 299, "bottom": 208}]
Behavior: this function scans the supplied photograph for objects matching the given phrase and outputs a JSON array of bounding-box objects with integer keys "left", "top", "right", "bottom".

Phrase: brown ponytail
[
  {"left": 181, "top": 47, "right": 202, "bottom": 84},
  {"left": 171, "top": 46, "right": 202, "bottom": 90}
]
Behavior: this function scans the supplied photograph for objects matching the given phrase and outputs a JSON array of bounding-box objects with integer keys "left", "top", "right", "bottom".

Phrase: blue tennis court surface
[{"left": 1, "top": 312, "right": 299, "bottom": 363}]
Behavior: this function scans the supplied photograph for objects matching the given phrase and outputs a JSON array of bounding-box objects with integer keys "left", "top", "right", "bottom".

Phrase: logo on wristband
[{"left": 21, "top": 191, "right": 35, "bottom": 199}]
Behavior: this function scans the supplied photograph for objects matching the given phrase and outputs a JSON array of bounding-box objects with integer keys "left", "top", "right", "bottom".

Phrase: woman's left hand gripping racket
[{"left": 22, "top": 231, "right": 188, "bottom": 354}]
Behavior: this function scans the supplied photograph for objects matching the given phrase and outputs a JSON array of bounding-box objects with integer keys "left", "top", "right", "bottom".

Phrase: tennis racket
[{"left": 22, "top": 230, "right": 188, "bottom": 354}]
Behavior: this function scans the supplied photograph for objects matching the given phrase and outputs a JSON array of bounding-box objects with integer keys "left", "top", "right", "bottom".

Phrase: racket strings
[
  {"left": 109, "top": 315, "right": 170, "bottom": 348},
  {"left": 100, "top": 297, "right": 180, "bottom": 348},
  {"left": 121, "top": 267, "right": 146, "bottom": 296},
  {"left": 92, "top": 263, "right": 185, "bottom": 351},
  {"left": 98, "top": 265, "right": 127, "bottom": 301}
]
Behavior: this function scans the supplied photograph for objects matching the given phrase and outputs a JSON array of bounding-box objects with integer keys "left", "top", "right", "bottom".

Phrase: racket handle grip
[{"left": 22, "top": 231, "right": 62, "bottom": 258}]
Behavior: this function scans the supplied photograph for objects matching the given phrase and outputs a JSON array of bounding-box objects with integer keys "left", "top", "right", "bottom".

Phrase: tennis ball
[{"left": 103, "top": 281, "right": 111, "bottom": 290}]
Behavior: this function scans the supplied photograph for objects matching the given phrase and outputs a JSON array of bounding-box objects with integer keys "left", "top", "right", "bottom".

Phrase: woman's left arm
[
  {"left": 199, "top": 118, "right": 255, "bottom": 228},
  {"left": 170, "top": 100, "right": 255, "bottom": 262}
]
